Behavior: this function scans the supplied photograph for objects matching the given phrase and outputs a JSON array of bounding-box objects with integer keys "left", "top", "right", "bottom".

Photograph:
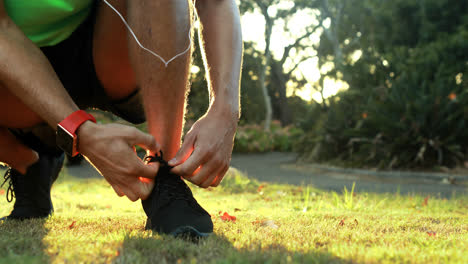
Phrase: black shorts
[{"left": 39, "top": 4, "right": 145, "bottom": 124}]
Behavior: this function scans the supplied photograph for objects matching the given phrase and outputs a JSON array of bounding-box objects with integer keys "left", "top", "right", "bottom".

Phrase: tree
[{"left": 239, "top": 0, "right": 322, "bottom": 128}]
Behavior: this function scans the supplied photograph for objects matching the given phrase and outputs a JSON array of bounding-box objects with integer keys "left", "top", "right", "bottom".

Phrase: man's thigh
[
  {"left": 93, "top": 0, "right": 137, "bottom": 102},
  {"left": 92, "top": 0, "right": 145, "bottom": 124}
]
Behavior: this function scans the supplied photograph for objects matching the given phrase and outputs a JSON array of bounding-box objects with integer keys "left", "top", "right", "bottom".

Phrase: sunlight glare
[{"left": 240, "top": 4, "right": 349, "bottom": 103}]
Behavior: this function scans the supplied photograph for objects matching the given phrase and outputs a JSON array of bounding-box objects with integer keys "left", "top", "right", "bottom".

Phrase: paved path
[
  {"left": 230, "top": 152, "right": 467, "bottom": 198},
  {"left": 6, "top": 152, "right": 464, "bottom": 198}
]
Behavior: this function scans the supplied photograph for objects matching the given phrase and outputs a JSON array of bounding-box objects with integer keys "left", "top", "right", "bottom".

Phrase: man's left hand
[{"left": 169, "top": 109, "right": 238, "bottom": 188}]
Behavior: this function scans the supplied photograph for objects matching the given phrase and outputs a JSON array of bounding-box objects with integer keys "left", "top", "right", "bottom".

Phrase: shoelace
[
  {"left": 144, "top": 151, "right": 193, "bottom": 205},
  {"left": 143, "top": 150, "right": 172, "bottom": 169},
  {"left": 1, "top": 168, "right": 14, "bottom": 202}
]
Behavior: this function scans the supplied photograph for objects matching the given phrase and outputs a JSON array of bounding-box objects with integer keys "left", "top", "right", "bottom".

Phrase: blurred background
[{"left": 97, "top": 0, "right": 468, "bottom": 172}]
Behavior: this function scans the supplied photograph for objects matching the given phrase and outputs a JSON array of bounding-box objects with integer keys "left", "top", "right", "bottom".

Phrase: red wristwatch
[{"left": 56, "top": 110, "right": 96, "bottom": 157}]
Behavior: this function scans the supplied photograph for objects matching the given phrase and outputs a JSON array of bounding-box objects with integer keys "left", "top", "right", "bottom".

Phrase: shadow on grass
[
  {"left": 114, "top": 232, "right": 350, "bottom": 264},
  {"left": 0, "top": 218, "right": 50, "bottom": 263}
]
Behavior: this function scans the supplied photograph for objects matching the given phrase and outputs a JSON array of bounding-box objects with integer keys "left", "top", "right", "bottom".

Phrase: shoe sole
[
  {"left": 0, "top": 214, "right": 50, "bottom": 221},
  {"left": 170, "top": 225, "right": 212, "bottom": 239},
  {"left": 145, "top": 218, "right": 212, "bottom": 239}
]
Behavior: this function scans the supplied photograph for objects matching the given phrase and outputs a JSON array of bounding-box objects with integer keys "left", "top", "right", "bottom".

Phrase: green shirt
[{"left": 5, "top": 0, "right": 94, "bottom": 47}]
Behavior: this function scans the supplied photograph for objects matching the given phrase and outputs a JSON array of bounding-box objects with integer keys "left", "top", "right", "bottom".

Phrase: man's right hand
[{"left": 76, "top": 121, "right": 160, "bottom": 201}]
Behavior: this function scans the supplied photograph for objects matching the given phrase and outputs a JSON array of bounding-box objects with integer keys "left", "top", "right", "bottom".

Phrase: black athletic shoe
[
  {"left": 1, "top": 135, "right": 64, "bottom": 221},
  {"left": 141, "top": 153, "right": 213, "bottom": 238}
]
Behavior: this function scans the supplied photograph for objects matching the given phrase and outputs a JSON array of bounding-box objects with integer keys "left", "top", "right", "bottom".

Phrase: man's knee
[{"left": 108, "top": 89, "right": 146, "bottom": 125}]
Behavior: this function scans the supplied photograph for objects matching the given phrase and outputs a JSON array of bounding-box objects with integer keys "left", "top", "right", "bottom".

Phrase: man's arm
[
  {"left": 0, "top": 2, "right": 159, "bottom": 201},
  {"left": 169, "top": 0, "right": 242, "bottom": 187},
  {"left": 0, "top": 2, "right": 78, "bottom": 127}
]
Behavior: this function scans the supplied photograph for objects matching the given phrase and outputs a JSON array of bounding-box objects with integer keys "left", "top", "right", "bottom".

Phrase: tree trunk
[
  {"left": 256, "top": 1, "right": 274, "bottom": 131},
  {"left": 271, "top": 62, "right": 292, "bottom": 125},
  {"left": 259, "top": 60, "right": 272, "bottom": 131}
]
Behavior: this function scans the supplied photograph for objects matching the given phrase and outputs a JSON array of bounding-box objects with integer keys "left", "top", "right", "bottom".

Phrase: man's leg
[
  {"left": 0, "top": 83, "right": 42, "bottom": 170},
  {"left": 93, "top": 0, "right": 191, "bottom": 159},
  {"left": 128, "top": 0, "right": 192, "bottom": 160},
  {"left": 93, "top": 0, "right": 212, "bottom": 237},
  {"left": 0, "top": 85, "right": 64, "bottom": 220}
]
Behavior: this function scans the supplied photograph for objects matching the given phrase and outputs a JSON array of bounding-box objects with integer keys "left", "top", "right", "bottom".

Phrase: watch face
[{"left": 56, "top": 125, "right": 77, "bottom": 156}]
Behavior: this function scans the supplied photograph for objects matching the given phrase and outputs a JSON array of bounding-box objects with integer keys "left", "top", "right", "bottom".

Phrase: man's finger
[
  {"left": 120, "top": 185, "right": 139, "bottom": 202},
  {"left": 212, "top": 165, "right": 229, "bottom": 187},
  {"left": 129, "top": 179, "right": 153, "bottom": 201},
  {"left": 200, "top": 166, "right": 223, "bottom": 188},
  {"left": 111, "top": 184, "right": 125, "bottom": 197},
  {"left": 168, "top": 134, "right": 195, "bottom": 167},
  {"left": 171, "top": 147, "right": 206, "bottom": 176},
  {"left": 189, "top": 163, "right": 217, "bottom": 187},
  {"left": 128, "top": 129, "right": 160, "bottom": 153},
  {"left": 137, "top": 161, "right": 160, "bottom": 179},
  {"left": 137, "top": 180, "right": 155, "bottom": 200}
]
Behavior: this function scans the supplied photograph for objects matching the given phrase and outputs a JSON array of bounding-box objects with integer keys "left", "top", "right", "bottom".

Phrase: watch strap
[{"left": 58, "top": 110, "right": 96, "bottom": 136}]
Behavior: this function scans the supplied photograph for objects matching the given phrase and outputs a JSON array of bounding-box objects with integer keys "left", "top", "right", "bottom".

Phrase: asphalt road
[{"left": 230, "top": 152, "right": 467, "bottom": 198}]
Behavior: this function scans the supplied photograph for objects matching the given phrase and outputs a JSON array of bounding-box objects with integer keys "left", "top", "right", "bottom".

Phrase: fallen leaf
[
  {"left": 422, "top": 195, "right": 429, "bottom": 207},
  {"left": 257, "top": 184, "right": 265, "bottom": 193},
  {"left": 0, "top": 189, "right": 4, "bottom": 195},
  {"left": 354, "top": 219, "right": 359, "bottom": 225},
  {"left": 116, "top": 250, "right": 120, "bottom": 256},
  {"left": 427, "top": 231, "right": 436, "bottom": 237},
  {"left": 68, "top": 221, "right": 76, "bottom": 229},
  {"left": 234, "top": 208, "right": 242, "bottom": 212},
  {"left": 220, "top": 212, "right": 236, "bottom": 222},
  {"left": 338, "top": 219, "right": 345, "bottom": 226}
]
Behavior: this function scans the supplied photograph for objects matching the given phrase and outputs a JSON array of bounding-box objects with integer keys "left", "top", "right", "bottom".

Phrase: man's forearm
[
  {"left": 0, "top": 17, "right": 79, "bottom": 128},
  {"left": 195, "top": 0, "right": 242, "bottom": 119}
]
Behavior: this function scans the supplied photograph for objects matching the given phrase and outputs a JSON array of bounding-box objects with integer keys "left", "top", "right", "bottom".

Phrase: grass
[{"left": 0, "top": 167, "right": 467, "bottom": 264}]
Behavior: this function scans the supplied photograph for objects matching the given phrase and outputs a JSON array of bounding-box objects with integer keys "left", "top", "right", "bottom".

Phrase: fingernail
[{"left": 168, "top": 158, "right": 176, "bottom": 165}]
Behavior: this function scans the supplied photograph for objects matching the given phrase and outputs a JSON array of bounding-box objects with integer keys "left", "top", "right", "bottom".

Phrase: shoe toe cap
[{"left": 147, "top": 200, "right": 213, "bottom": 236}]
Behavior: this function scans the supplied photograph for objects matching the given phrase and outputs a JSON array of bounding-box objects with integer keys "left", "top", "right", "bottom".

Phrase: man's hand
[
  {"left": 169, "top": 109, "right": 238, "bottom": 188},
  {"left": 77, "top": 122, "right": 160, "bottom": 201}
]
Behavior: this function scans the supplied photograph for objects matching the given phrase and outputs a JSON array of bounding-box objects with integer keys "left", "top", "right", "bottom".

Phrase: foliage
[
  {"left": 359, "top": 70, "right": 468, "bottom": 168},
  {"left": 299, "top": 0, "right": 468, "bottom": 169},
  {"left": 296, "top": 89, "right": 368, "bottom": 165},
  {"left": 217, "top": 167, "right": 260, "bottom": 193},
  {"left": 234, "top": 121, "right": 303, "bottom": 153}
]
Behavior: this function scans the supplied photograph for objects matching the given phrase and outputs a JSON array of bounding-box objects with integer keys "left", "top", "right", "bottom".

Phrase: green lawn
[{"left": 0, "top": 168, "right": 467, "bottom": 264}]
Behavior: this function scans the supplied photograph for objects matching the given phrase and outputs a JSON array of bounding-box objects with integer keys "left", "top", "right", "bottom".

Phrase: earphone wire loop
[{"left": 102, "top": 0, "right": 197, "bottom": 68}]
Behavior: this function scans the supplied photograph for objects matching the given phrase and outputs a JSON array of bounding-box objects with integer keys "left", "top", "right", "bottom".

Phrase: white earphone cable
[{"left": 102, "top": 0, "right": 197, "bottom": 68}]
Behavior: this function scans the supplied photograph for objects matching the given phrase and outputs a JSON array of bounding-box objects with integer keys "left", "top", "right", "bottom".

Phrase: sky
[{"left": 239, "top": 6, "right": 348, "bottom": 103}]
